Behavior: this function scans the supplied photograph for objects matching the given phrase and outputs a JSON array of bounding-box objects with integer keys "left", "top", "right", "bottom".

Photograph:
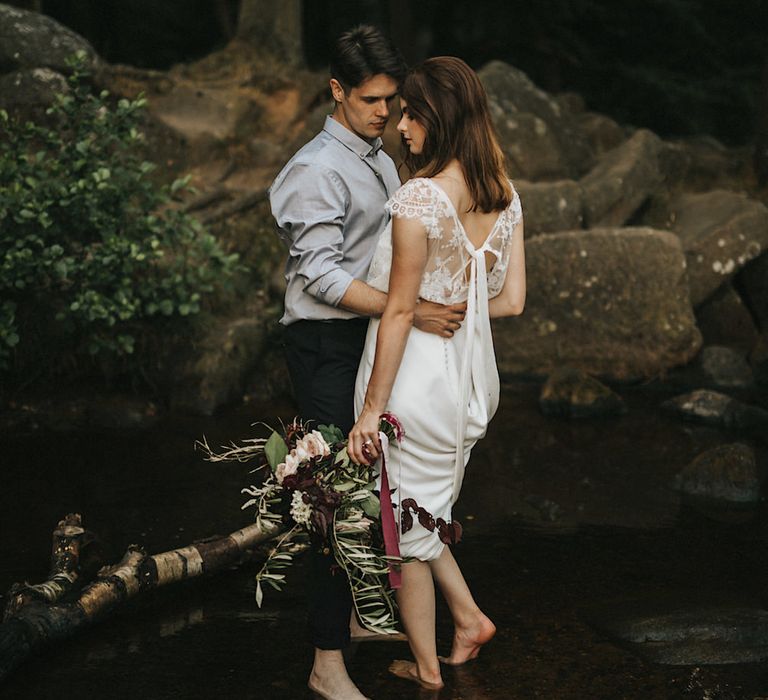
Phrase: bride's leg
[
  {"left": 428, "top": 546, "right": 496, "bottom": 665},
  {"left": 391, "top": 559, "right": 444, "bottom": 688}
]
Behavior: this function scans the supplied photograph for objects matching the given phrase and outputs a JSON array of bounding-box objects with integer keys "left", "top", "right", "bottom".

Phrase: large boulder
[
  {"left": 647, "top": 190, "right": 768, "bottom": 306},
  {"left": 0, "top": 67, "right": 68, "bottom": 111},
  {"left": 515, "top": 179, "right": 584, "bottom": 235},
  {"left": 0, "top": 4, "right": 98, "bottom": 74},
  {"left": 493, "top": 227, "right": 701, "bottom": 380},
  {"left": 579, "top": 130, "right": 663, "bottom": 227},
  {"left": 479, "top": 61, "right": 595, "bottom": 181}
]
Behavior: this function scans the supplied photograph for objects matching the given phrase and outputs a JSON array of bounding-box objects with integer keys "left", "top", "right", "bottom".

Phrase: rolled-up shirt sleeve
[{"left": 271, "top": 162, "right": 354, "bottom": 307}]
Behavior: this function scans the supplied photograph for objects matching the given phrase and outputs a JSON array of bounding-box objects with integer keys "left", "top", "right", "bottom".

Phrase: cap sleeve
[{"left": 385, "top": 178, "right": 439, "bottom": 219}]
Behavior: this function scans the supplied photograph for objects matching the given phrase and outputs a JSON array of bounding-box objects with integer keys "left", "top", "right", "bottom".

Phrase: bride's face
[{"left": 397, "top": 99, "right": 427, "bottom": 155}]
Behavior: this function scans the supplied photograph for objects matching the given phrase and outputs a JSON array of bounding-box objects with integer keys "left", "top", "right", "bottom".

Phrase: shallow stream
[{"left": 2, "top": 383, "right": 768, "bottom": 699}]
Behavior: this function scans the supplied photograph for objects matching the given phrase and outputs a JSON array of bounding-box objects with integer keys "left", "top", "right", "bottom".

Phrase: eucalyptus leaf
[{"left": 264, "top": 431, "right": 289, "bottom": 471}]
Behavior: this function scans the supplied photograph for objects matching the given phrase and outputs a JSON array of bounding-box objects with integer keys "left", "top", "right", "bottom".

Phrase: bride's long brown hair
[{"left": 400, "top": 56, "right": 511, "bottom": 213}]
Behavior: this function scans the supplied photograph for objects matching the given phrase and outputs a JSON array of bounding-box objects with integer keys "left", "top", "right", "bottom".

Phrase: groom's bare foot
[
  {"left": 438, "top": 612, "right": 496, "bottom": 665},
  {"left": 309, "top": 650, "right": 370, "bottom": 700},
  {"left": 389, "top": 659, "right": 443, "bottom": 690}
]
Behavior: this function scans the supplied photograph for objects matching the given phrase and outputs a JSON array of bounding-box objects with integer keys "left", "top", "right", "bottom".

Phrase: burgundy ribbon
[{"left": 377, "top": 436, "right": 402, "bottom": 589}]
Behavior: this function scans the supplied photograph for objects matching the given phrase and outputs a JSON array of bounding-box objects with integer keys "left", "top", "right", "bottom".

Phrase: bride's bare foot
[
  {"left": 389, "top": 659, "right": 443, "bottom": 690},
  {"left": 438, "top": 612, "right": 496, "bottom": 665}
]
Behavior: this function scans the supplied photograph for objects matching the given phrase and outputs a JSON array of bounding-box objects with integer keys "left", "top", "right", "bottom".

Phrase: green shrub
[{"left": 0, "top": 52, "right": 239, "bottom": 380}]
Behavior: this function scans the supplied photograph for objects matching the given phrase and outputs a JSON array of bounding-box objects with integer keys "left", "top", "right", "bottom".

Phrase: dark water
[{"left": 2, "top": 383, "right": 768, "bottom": 699}]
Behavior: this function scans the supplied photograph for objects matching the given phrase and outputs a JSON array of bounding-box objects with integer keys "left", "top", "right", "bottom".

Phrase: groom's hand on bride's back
[{"left": 413, "top": 300, "right": 466, "bottom": 338}]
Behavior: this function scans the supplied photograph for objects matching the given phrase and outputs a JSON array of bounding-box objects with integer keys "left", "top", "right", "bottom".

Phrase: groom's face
[{"left": 330, "top": 73, "right": 399, "bottom": 143}]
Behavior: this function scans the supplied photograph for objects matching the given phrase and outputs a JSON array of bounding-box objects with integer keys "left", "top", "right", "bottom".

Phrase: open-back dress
[{"left": 354, "top": 177, "right": 523, "bottom": 561}]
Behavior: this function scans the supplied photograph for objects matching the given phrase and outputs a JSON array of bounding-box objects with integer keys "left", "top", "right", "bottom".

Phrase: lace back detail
[{"left": 367, "top": 178, "right": 522, "bottom": 304}]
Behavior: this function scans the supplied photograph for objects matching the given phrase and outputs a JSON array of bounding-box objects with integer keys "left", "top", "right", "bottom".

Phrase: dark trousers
[{"left": 282, "top": 317, "right": 369, "bottom": 650}]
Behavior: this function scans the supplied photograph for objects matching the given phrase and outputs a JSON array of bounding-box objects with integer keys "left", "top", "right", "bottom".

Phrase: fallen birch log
[{"left": 0, "top": 513, "right": 284, "bottom": 683}]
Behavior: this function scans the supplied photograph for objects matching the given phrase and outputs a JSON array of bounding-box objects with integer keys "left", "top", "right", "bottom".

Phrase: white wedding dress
[{"left": 354, "top": 177, "right": 523, "bottom": 561}]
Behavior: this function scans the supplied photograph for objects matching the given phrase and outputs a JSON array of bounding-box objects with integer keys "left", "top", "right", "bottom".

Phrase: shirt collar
[{"left": 323, "top": 115, "right": 383, "bottom": 158}]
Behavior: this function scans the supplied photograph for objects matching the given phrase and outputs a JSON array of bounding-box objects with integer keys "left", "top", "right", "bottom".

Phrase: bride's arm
[
  {"left": 489, "top": 217, "right": 526, "bottom": 319},
  {"left": 348, "top": 216, "right": 428, "bottom": 465}
]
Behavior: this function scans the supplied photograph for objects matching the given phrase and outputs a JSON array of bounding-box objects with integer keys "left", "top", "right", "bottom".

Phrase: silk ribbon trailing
[{"left": 375, "top": 431, "right": 402, "bottom": 589}]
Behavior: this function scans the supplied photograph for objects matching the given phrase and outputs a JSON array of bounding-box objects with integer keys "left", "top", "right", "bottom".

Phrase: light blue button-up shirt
[{"left": 269, "top": 115, "right": 401, "bottom": 325}]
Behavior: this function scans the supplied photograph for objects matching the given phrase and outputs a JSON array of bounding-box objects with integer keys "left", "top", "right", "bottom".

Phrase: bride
[{"left": 348, "top": 56, "right": 526, "bottom": 690}]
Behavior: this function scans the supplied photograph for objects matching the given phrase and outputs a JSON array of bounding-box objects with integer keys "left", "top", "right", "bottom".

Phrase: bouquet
[{"left": 199, "top": 413, "right": 406, "bottom": 635}]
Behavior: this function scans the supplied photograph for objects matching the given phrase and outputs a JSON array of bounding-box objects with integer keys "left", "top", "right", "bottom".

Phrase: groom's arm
[{"left": 339, "top": 281, "right": 466, "bottom": 338}]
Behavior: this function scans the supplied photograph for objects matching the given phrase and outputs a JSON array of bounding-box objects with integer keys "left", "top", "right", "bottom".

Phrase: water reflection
[{"left": 1, "top": 384, "right": 767, "bottom": 698}]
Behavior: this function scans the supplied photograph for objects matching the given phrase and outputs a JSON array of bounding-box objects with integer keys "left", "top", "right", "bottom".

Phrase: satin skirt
[{"left": 354, "top": 319, "right": 499, "bottom": 561}]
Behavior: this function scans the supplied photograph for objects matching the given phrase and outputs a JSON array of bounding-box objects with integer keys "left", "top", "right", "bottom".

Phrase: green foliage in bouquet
[
  {"left": 0, "top": 51, "right": 239, "bottom": 374},
  {"left": 200, "top": 416, "right": 405, "bottom": 635}
]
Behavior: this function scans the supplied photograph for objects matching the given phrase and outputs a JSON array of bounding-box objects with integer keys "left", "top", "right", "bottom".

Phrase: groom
[{"left": 269, "top": 25, "right": 465, "bottom": 700}]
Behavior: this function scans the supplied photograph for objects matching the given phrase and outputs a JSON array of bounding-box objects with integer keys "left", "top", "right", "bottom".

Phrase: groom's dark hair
[{"left": 330, "top": 25, "right": 406, "bottom": 91}]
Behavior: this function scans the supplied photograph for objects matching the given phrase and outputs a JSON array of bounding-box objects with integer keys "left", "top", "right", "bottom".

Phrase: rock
[
  {"left": 647, "top": 190, "right": 768, "bottom": 306},
  {"left": 479, "top": 60, "right": 594, "bottom": 181},
  {"left": 539, "top": 367, "right": 626, "bottom": 418},
  {"left": 587, "top": 600, "right": 768, "bottom": 665},
  {"left": 0, "top": 4, "right": 99, "bottom": 74},
  {"left": 170, "top": 315, "right": 271, "bottom": 415},
  {"left": 699, "top": 346, "right": 754, "bottom": 388},
  {"left": 573, "top": 112, "right": 627, "bottom": 157},
  {"left": 579, "top": 130, "right": 663, "bottom": 227},
  {"left": 737, "top": 251, "right": 768, "bottom": 331},
  {"left": 515, "top": 179, "right": 583, "bottom": 235},
  {"left": 493, "top": 227, "right": 701, "bottom": 380},
  {"left": 658, "top": 136, "right": 749, "bottom": 193},
  {"left": 677, "top": 443, "right": 759, "bottom": 504},
  {"left": 0, "top": 68, "right": 68, "bottom": 112},
  {"left": 149, "top": 84, "right": 264, "bottom": 143},
  {"left": 662, "top": 389, "right": 768, "bottom": 433},
  {"left": 695, "top": 284, "right": 759, "bottom": 354}
]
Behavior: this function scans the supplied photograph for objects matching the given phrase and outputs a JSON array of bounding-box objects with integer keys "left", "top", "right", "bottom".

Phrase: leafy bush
[{"left": 0, "top": 52, "right": 239, "bottom": 379}]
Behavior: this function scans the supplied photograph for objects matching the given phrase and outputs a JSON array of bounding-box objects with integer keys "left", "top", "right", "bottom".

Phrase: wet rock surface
[
  {"left": 538, "top": 367, "right": 626, "bottom": 418},
  {"left": 662, "top": 389, "right": 768, "bottom": 434},
  {"left": 676, "top": 442, "right": 760, "bottom": 504},
  {"left": 585, "top": 599, "right": 768, "bottom": 665}
]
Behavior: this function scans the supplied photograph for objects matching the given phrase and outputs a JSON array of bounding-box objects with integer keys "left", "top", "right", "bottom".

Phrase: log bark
[{"left": 0, "top": 516, "right": 284, "bottom": 682}]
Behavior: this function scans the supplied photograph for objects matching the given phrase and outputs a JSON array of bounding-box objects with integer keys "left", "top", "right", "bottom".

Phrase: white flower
[
  {"left": 290, "top": 490, "right": 312, "bottom": 525},
  {"left": 275, "top": 452, "right": 300, "bottom": 484}
]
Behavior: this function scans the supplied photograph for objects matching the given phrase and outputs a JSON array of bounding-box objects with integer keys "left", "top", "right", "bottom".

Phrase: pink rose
[
  {"left": 275, "top": 451, "right": 300, "bottom": 485},
  {"left": 298, "top": 431, "right": 331, "bottom": 459}
]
